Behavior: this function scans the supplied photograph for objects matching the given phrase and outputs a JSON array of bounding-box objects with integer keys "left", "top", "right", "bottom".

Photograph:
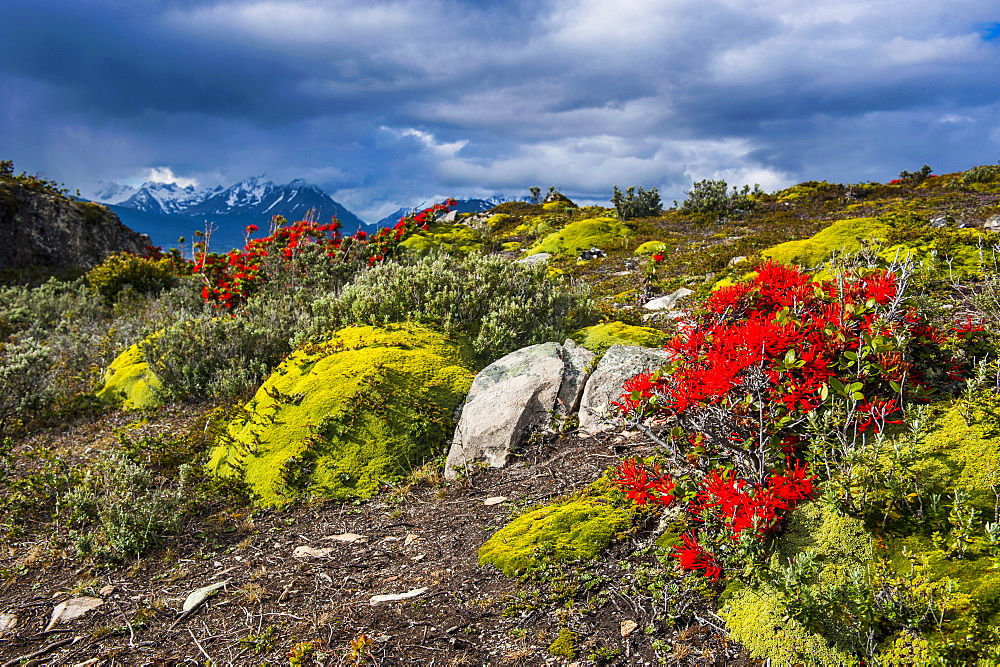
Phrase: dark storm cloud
[{"left": 1, "top": 0, "right": 998, "bottom": 220}]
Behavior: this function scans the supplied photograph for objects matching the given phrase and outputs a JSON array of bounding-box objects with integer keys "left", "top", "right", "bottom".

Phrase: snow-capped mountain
[
  {"left": 94, "top": 176, "right": 367, "bottom": 251},
  {"left": 374, "top": 196, "right": 510, "bottom": 227},
  {"left": 90, "top": 181, "right": 137, "bottom": 205},
  {"left": 119, "top": 182, "right": 222, "bottom": 216}
]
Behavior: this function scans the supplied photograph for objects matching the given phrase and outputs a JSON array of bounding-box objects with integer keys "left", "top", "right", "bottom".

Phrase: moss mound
[
  {"left": 399, "top": 223, "right": 483, "bottom": 255},
  {"left": 527, "top": 217, "right": 632, "bottom": 257},
  {"left": 95, "top": 341, "right": 163, "bottom": 410},
  {"left": 206, "top": 324, "right": 474, "bottom": 507},
  {"left": 634, "top": 241, "right": 668, "bottom": 256},
  {"left": 571, "top": 322, "right": 667, "bottom": 354},
  {"left": 762, "top": 216, "right": 892, "bottom": 268},
  {"left": 479, "top": 481, "right": 633, "bottom": 576}
]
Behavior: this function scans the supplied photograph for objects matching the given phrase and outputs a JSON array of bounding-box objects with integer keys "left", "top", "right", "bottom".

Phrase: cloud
[
  {"left": 143, "top": 167, "right": 198, "bottom": 188},
  {"left": 0, "top": 0, "right": 998, "bottom": 219}
]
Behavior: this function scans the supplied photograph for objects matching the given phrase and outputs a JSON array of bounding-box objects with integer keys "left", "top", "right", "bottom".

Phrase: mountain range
[
  {"left": 90, "top": 177, "right": 514, "bottom": 251},
  {"left": 90, "top": 177, "right": 367, "bottom": 251}
]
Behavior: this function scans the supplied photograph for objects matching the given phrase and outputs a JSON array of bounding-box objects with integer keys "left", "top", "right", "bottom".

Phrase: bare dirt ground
[{"left": 0, "top": 404, "right": 751, "bottom": 666}]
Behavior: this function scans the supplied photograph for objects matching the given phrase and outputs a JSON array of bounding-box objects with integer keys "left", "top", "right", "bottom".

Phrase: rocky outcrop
[
  {"left": 444, "top": 340, "right": 594, "bottom": 480},
  {"left": 0, "top": 180, "right": 150, "bottom": 272}
]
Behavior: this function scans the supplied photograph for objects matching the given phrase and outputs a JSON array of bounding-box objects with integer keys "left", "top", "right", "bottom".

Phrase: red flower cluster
[
  {"left": 612, "top": 261, "right": 985, "bottom": 582},
  {"left": 192, "top": 200, "right": 457, "bottom": 308}
]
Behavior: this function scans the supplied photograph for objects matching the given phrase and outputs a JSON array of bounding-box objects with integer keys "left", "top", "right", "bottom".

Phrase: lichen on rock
[{"left": 205, "top": 324, "right": 474, "bottom": 507}]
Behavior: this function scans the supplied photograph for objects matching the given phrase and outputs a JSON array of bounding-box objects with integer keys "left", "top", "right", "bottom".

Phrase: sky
[{"left": 1, "top": 0, "right": 999, "bottom": 222}]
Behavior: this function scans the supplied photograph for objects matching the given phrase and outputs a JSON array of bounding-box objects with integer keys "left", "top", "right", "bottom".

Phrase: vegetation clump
[
  {"left": 526, "top": 217, "right": 632, "bottom": 258},
  {"left": 679, "top": 179, "right": 760, "bottom": 217}
]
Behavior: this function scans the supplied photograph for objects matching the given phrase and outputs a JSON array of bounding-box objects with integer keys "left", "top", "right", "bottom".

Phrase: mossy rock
[
  {"left": 399, "top": 223, "right": 483, "bottom": 255},
  {"left": 205, "top": 324, "right": 475, "bottom": 507},
  {"left": 571, "top": 322, "right": 667, "bottom": 355},
  {"left": 526, "top": 217, "right": 632, "bottom": 257},
  {"left": 479, "top": 482, "right": 633, "bottom": 576},
  {"left": 95, "top": 341, "right": 163, "bottom": 411},
  {"left": 762, "top": 216, "right": 892, "bottom": 268},
  {"left": 634, "top": 241, "right": 669, "bottom": 256}
]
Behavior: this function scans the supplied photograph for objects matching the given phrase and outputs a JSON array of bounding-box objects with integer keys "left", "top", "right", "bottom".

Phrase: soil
[{"left": 0, "top": 404, "right": 752, "bottom": 666}]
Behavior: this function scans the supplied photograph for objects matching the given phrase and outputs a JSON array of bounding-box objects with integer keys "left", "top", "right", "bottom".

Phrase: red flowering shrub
[
  {"left": 613, "top": 261, "right": 987, "bottom": 580},
  {"left": 193, "top": 200, "right": 457, "bottom": 309}
]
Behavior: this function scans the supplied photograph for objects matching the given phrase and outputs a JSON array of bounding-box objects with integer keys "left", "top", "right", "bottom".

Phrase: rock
[
  {"left": 578, "top": 247, "right": 605, "bottom": 260},
  {"left": 643, "top": 287, "right": 694, "bottom": 311},
  {"left": 930, "top": 215, "right": 950, "bottom": 228},
  {"left": 440, "top": 209, "right": 459, "bottom": 222},
  {"left": 44, "top": 597, "right": 104, "bottom": 631},
  {"left": 578, "top": 345, "right": 671, "bottom": 432},
  {"left": 484, "top": 496, "right": 508, "bottom": 506},
  {"left": 182, "top": 581, "right": 228, "bottom": 612},
  {"left": 206, "top": 324, "right": 475, "bottom": 506},
  {"left": 0, "top": 180, "right": 150, "bottom": 272},
  {"left": 620, "top": 619, "right": 639, "bottom": 637},
  {"left": 444, "top": 340, "right": 595, "bottom": 480},
  {"left": 516, "top": 252, "right": 550, "bottom": 265},
  {"left": 370, "top": 587, "right": 428, "bottom": 606},
  {"left": 985, "top": 215, "right": 1000, "bottom": 231},
  {"left": 728, "top": 255, "right": 747, "bottom": 266}
]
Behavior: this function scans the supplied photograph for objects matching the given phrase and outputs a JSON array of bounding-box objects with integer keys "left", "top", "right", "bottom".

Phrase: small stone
[
  {"left": 483, "top": 496, "right": 508, "bottom": 506},
  {"left": 98, "top": 585, "right": 116, "bottom": 596},
  {"left": 322, "top": 533, "right": 366, "bottom": 543},
  {"left": 403, "top": 533, "right": 421, "bottom": 547},
  {"left": 620, "top": 619, "right": 639, "bottom": 637},
  {"left": 516, "top": 252, "right": 551, "bottom": 265},
  {"left": 0, "top": 612, "right": 17, "bottom": 634},
  {"left": 643, "top": 287, "right": 693, "bottom": 311},
  {"left": 985, "top": 215, "right": 1000, "bottom": 231},
  {"left": 45, "top": 597, "right": 104, "bottom": 631},
  {"left": 369, "top": 587, "right": 428, "bottom": 605},
  {"left": 182, "top": 581, "right": 228, "bottom": 612},
  {"left": 292, "top": 545, "right": 334, "bottom": 558}
]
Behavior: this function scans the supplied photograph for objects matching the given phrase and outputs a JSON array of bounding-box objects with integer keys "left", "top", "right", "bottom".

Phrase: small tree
[
  {"left": 529, "top": 187, "right": 541, "bottom": 205},
  {"left": 897, "top": 165, "right": 933, "bottom": 185},
  {"left": 611, "top": 185, "right": 662, "bottom": 220},
  {"left": 679, "top": 179, "right": 759, "bottom": 216}
]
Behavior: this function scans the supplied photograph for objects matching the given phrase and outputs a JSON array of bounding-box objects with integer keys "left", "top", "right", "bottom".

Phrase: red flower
[
  {"left": 651, "top": 254, "right": 664, "bottom": 262},
  {"left": 673, "top": 533, "right": 722, "bottom": 580}
]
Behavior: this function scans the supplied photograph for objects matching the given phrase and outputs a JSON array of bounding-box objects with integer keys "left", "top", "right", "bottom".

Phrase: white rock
[
  {"left": 516, "top": 252, "right": 551, "bottom": 265},
  {"left": 293, "top": 545, "right": 334, "bottom": 558},
  {"left": 444, "top": 341, "right": 594, "bottom": 479},
  {"left": 369, "top": 587, "right": 428, "bottom": 605},
  {"left": 0, "top": 612, "right": 18, "bottom": 634},
  {"left": 578, "top": 345, "right": 671, "bottom": 433},
  {"left": 643, "top": 287, "right": 693, "bottom": 311},
  {"left": 483, "top": 496, "right": 508, "bottom": 506},
  {"left": 985, "top": 215, "right": 1000, "bottom": 231},
  {"left": 322, "top": 533, "right": 366, "bottom": 543},
  {"left": 182, "top": 581, "right": 228, "bottom": 612}
]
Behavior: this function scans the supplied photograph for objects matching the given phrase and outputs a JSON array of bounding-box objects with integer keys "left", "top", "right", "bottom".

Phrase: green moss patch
[
  {"left": 571, "top": 322, "right": 667, "bottom": 355},
  {"left": 96, "top": 341, "right": 163, "bottom": 411},
  {"left": 527, "top": 217, "right": 632, "bottom": 257},
  {"left": 479, "top": 487, "right": 633, "bottom": 576},
  {"left": 762, "top": 216, "right": 892, "bottom": 268},
  {"left": 399, "top": 223, "right": 483, "bottom": 255},
  {"left": 206, "top": 324, "right": 474, "bottom": 507}
]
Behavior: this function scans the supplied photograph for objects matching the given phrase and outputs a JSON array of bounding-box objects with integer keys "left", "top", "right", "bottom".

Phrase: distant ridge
[{"left": 374, "top": 196, "right": 511, "bottom": 228}]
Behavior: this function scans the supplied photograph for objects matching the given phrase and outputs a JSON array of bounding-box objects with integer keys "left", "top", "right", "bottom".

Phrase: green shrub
[
  {"left": 611, "top": 185, "right": 662, "bottom": 220},
  {"left": 86, "top": 252, "right": 178, "bottom": 304},
  {"left": 305, "top": 253, "right": 595, "bottom": 365},
  {"left": 679, "top": 179, "right": 760, "bottom": 216},
  {"left": 62, "top": 452, "right": 188, "bottom": 560},
  {"left": 897, "top": 164, "right": 933, "bottom": 185},
  {"left": 0, "top": 337, "right": 55, "bottom": 435},
  {"left": 961, "top": 165, "right": 1000, "bottom": 185}
]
